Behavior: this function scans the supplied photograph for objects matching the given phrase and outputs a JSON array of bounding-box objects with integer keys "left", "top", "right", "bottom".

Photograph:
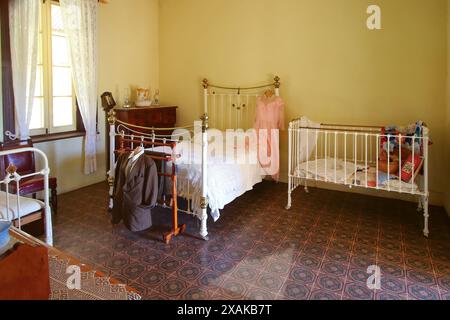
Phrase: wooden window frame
[
  {"left": 1, "top": 0, "right": 95, "bottom": 144},
  {"left": 33, "top": 0, "right": 77, "bottom": 135}
]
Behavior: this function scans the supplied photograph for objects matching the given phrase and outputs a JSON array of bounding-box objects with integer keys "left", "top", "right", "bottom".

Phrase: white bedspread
[{"left": 152, "top": 140, "right": 263, "bottom": 221}]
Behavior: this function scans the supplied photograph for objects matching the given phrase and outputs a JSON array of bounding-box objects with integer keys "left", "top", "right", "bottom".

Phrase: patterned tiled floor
[{"left": 51, "top": 182, "right": 450, "bottom": 300}]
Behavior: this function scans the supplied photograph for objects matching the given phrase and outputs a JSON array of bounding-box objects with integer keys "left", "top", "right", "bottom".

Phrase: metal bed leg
[
  {"left": 108, "top": 112, "right": 116, "bottom": 211},
  {"left": 108, "top": 173, "right": 114, "bottom": 211},
  {"left": 286, "top": 176, "right": 292, "bottom": 210},
  {"left": 304, "top": 179, "right": 309, "bottom": 193},
  {"left": 286, "top": 192, "right": 292, "bottom": 210},
  {"left": 200, "top": 212, "right": 209, "bottom": 241},
  {"left": 286, "top": 122, "right": 293, "bottom": 210},
  {"left": 200, "top": 113, "right": 209, "bottom": 241},
  {"left": 422, "top": 196, "right": 429, "bottom": 238},
  {"left": 417, "top": 196, "right": 423, "bottom": 212}
]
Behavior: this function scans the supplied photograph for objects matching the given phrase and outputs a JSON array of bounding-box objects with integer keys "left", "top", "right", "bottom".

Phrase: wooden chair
[{"left": 0, "top": 140, "right": 58, "bottom": 215}]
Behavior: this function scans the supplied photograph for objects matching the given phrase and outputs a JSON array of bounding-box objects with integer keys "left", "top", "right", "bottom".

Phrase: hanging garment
[
  {"left": 112, "top": 152, "right": 159, "bottom": 232},
  {"left": 254, "top": 95, "right": 285, "bottom": 181}
]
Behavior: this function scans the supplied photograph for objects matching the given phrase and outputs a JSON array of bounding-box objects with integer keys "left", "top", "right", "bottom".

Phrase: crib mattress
[{"left": 295, "top": 158, "right": 420, "bottom": 193}]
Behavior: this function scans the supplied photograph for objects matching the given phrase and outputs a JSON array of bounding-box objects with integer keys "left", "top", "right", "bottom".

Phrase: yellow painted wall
[
  {"left": 1, "top": 0, "right": 449, "bottom": 206},
  {"left": 159, "top": 0, "right": 448, "bottom": 205},
  {"left": 36, "top": 0, "right": 160, "bottom": 194}
]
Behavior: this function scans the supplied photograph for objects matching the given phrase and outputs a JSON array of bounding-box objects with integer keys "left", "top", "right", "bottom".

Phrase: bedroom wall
[
  {"left": 35, "top": 0, "right": 160, "bottom": 194},
  {"left": 159, "top": 0, "right": 448, "bottom": 205}
]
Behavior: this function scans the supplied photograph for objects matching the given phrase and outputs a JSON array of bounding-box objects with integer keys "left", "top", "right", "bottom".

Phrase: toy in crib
[
  {"left": 380, "top": 122, "right": 425, "bottom": 155},
  {"left": 378, "top": 147, "right": 404, "bottom": 174},
  {"left": 378, "top": 121, "right": 426, "bottom": 182}
]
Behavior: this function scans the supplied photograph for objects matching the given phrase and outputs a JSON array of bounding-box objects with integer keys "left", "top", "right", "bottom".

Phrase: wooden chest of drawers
[
  {"left": 105, "top": 106, "right": 177, "bottom": 169},
  {"left": 114, "top": 106, "right": 177, "bottom": 132}
]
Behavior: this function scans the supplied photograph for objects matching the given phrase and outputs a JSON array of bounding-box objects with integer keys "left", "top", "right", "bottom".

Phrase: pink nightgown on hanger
[{"left": 254, "top": 95, "right": 285, "bottom": 181}]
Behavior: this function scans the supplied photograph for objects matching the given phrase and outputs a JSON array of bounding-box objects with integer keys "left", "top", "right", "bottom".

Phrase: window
[{"left": 31, "top": 1, "right": 77, "bottom": 136}]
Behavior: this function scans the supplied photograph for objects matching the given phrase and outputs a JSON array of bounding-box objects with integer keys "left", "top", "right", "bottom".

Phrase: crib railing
[
  {"left": 288, "top": 121, "right": 428, "bottom": 194},
  {"left": 0, "top": 147, "right": 53, "bottom": 246},
  {"left": 286, "top": 119, "right": 430, "bottom": 237}
]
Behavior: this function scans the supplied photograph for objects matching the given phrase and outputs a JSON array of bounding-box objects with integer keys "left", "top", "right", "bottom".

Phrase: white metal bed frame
[
  {"left": 286, "top": 119, "right": 430, "bottom": 237},
  {"left": 0, "top": 147, "right": 53, "bottom": 246},
  {"left": 107, "top": 76, "right": 281, "bottom": 241},
  {"left": 202, "top": 76, "right": 281, "bottom": 130}
]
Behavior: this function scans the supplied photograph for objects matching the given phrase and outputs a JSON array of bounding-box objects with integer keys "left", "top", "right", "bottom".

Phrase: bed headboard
[{"left": 202, "top": 76, "right": 281, "bottom": 130}]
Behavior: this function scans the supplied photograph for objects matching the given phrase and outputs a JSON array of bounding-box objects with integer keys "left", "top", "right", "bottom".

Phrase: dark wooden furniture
[
  {"left": 115, "top": 106, "right": 177, "bottom": 133},
  {"left": 4, "top": 227, "right": 142, "bottom": 300},
  {"left": 0, "top": 140, "right": 58, "bottom": 214},
  {"left": 104, "top": 106, "right": 178, "bottom": 170},
  {"left": 0, "top": 243, "right": 50, "bottom": 300}
]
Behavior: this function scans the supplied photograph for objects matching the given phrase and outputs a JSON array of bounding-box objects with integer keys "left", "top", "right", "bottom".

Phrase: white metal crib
[{"left": 286, "top": 119, "right": 430, "bottom": 237}]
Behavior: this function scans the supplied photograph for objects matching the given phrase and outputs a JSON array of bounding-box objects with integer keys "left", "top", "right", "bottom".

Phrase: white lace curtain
[
  {"left": 8, "top": 0, "right": 40, "bottom": 140},
  {"left": 60, "top": 0, "right": 99, "bottom": 174}
]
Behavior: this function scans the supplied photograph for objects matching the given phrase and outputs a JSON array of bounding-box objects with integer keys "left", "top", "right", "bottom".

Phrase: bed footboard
[{"left": 107, "top": 110, "right": 210, "bottom": 242}]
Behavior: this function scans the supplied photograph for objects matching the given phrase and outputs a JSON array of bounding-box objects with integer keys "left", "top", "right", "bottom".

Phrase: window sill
[{"left": 32, "top": 131, "right": 86, "bottom": 144}]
